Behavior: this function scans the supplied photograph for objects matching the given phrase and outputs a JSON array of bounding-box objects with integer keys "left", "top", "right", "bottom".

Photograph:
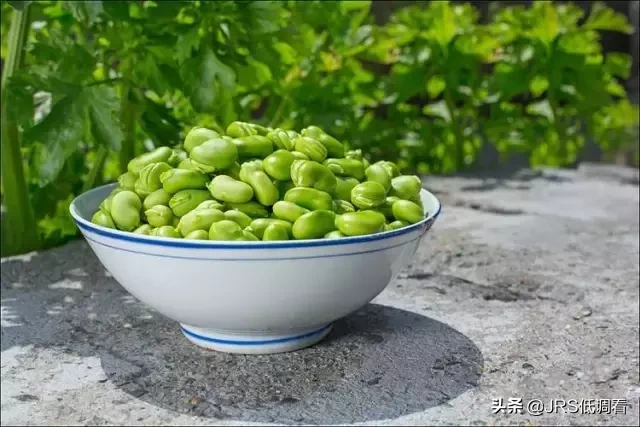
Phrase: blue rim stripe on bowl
[
  {"left": 81, "top": 233, "right": 421, "bottom": 261},
  {"left": 181, "top": 324, "right": 331, "bottom": 345},
  {"left": 70, "top": 184, "right": 442, "bottom": 250}
]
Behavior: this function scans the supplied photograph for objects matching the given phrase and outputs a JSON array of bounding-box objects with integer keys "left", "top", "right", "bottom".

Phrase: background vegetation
[{"left": 1, "top": 0, "right": 638, "bottom": 256}]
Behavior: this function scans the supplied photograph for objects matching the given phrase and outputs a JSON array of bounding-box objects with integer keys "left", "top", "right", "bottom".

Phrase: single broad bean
[
  {"left": 292, "top": 210, "right": 336, "bottom": 240},
  {"left": 249, "top": 218, "right": 293, "bottom": 239},
  {"left": 99, "top": 189, "right": 123, "bottom": 214},
  {"left": 209, "top": 220, "right": 246, "bottom": 241},
  {"left": 301, "top": 126, "right": 345, "bottom": 158},
  {"left": 345, "top": 149, "right": 363, "bottom": 160},
  {"left": 232, "top": 135, "right": 274, "bottom": 158},
  {"left": 160, "top": 169, "right": 209, "bottom": 193},
  {"left": 323, "top": 158, "right": 365, "bottom": 180},
  {"left": 291, "top": 151, "right": 310, "bottom": 160},
  {"left": 284, "top": 187, "right": 333, "bottom": 211},
  {"left": 266, "top": 129, "right": 295, "bottom": 151},
  {"left": 290, "top": 160, "right": 337, "bottom": 194},
  {"left": 168, "top": 189, "right": 211, "bottom": 217},
  {"left": 127, "top": 146, "right": 173, "bottom": 175},
  {"left": 365, "top": 163, "right": 392, "bottom": 191},
  {"left": 390, "top": 175, "right": 422, "bottom": 200},
  {"left": 118, "top": 172, "right": 137, "bottom": 191},
  {"left": 351, "top": 181, "right": 387, "bottom": 209},
  {"left": 324, "top": 230, "right": 346, "bottom": 239},
  {"left": 177, "top": 208, "right": 225, "bottom": 236},
  {"left": 286, "top": 130, "right": 300, "bottom": 139},
  {"left": 91, "top": 210, "right": 116, "bottom": 229},
  {"left": 190, "top": 138, "right": 238, "bottom": 172},
  {"left": 145, "top": 205, "right": 174, "bottom": 227},
  {"left": 224, "top": 201, "right": 269, "bottom": 218},
  {"left": 385, "top": 220, "right": 410, "bottom": 231},
  {"left": 392, "top": 200, "right": 424, "bottom": 224},
  {"left": 272, "top": 201, "right": 309, "bottom": 222},
  {"left": 239, "top": 164, "right": 279, "bottom": 206},
  {"left": 136, "top": 162, "right": 172, "bottom": 194},
  {"left": 133, "top": 224, "right": 154, "bottom": 235},
  {"left": 223, "top": 210, "right": 253, "bottom": 229},
  {"left": 374, "top": 160, "right": 400, "bottom": 178},
  {"left": 143, "top": 189, "right": 172, "bottom": 210},
  {"left": 408, "top": 194, "right": 425, "bottom": 212},
  {"left": 195, "top": 200, "right": 225, "bottom": 211},
  {"left": 336, "top": 210, "right": 386, "bottom": 236},
  {"left": 185, "top": 229, "right": 209, "bottom": 240},
  {"left": 262, "top": 223, "right": 290, "bottom": 241},
  {"left": 263, "top": 150, "right": 295, "bottom": 181},
  {"left": 363, "top": 157, "right": 370, "bottom": 169},
  {"left": 332, "top": 199, "right": 356, "bottom": 214},
  {"left": 110, "top": 191, "right": 142, "bottom": 231},
  {"left": 293, "top": 136, "right": 327, "bottom": 163},
  {"left": 184, "top": 127, "right": 220, "bottom": 153},
  {"left": 207, "top": 175, "right": 254, "bottom": 204},
  {"left": 378, "top": 196, "right": 401, "bottom": 220},
  {"left": 152, "top": 226, "right": 182, "bottom": 238},
  {"left": 178, "top": 158, "right": 200, "bottom": 171},
  {"left": 168, "top": 148, "right": 188, "bottom": 167},
  {"left": 226, "top": 121, "right": 258, "bottom": 138},
  {"left": 333, "top": 176, "right": 360, "bottom": 201},
  {"left": 242, "top": 230, "right": 260, "bottom": 241}
]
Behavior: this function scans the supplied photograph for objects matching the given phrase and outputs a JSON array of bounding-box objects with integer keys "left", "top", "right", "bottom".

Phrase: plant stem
[
  {"left": 119, "top": 82, "right": 136, "bottom": 173},
  {"left": 444, "top": 90, "right": 465, "bottom": 171},
  {"left": 269, "top": 96, "right": 289, "bottom": 128},
  {"left": 82, "top": 146, "right": 108, "bottom": 193},
  {"left": 0, "top": 6, "right": 41, "bottom": 256}
]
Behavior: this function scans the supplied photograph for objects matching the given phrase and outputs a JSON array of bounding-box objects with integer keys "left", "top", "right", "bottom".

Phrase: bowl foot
[{"left": 179, "top": 323, "right": 333, "bottom": 354}]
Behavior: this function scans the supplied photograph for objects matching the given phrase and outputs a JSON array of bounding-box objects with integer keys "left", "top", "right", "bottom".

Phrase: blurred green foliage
[{"left": 0, "top": 0, "right": 638, "bottom": 254}]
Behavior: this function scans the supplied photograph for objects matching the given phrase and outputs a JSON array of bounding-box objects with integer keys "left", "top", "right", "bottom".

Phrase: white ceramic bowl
[{"left": 70, "top": 184, "right": 442, "bottom": 354}]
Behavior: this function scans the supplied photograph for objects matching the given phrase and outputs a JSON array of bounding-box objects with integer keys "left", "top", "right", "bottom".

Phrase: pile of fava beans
[{"left": 91, "top": 122, "right": 427, "bottom": 241}]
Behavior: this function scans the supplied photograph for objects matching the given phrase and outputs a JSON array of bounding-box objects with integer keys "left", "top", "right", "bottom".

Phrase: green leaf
[
  {"left": 583, "top": 2, "right": 633, "bottom": 34},
  {"left": 25, "top": 94, "right": 90, "bottom": 186},
  {"left": 426, "top": 75, "right": 446, "bottom": 99},
  {"left": 133, "top": 55, "right": 169, "bottom": 95},
  {"left": 423, "top": 100, "right": 452, "bottom": 123},
  {"left": 175, "top": 27, "right": 201, "bottom": 64},
  {"left": 529, "top": 75, "right": 549, "bottom": 97},
  {"left": 530, "top": 2, "right": 558, "bottom": 44},
  {"left": 558, "top": 30, "right": 600, "bottom": 55},
  {"left": 84, "top": 86, "right": 123, "bottom": 151},
  {"left": 237, "top": 58, "right": 272, "bottom": 90},
  {"left": 6, "top": 1, "right": 31, "bottom": 11},
  {"left": 4, "top": 76, "right": 35, "bottom": 126},
  {"left": 273, "top": 42, "right": 297, "bottom": 64},
  {"left": 526, "top": 100, "right": 554, "bottom": 122},
  {"left": 425, "top": 2, "right": 456, "bottom": 47},
  {"left": 340, "top": 1, "right": 371, "bottom": 12},
  {"left": 605, "top": 80, "right": 626, "bottom": 97},
  {"left": 180, "top": 47, "right": 236, "bottom": 113},
  {"left": 63, "top": 1, "right": 104, "bottom": 25},
  {"left": 604, "top": 53, "right": 632, "bottom": 79}
]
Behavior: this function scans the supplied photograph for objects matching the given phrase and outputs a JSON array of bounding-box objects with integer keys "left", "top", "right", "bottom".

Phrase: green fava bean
[
  {"left": 249, "top": 218, "right": 293, "bottom": 239},
  {"left": 291, "top": 151, "right": 310, "bottom": 160},
  {"left": 291, "top": 160, "right": 337, "bottom": 194},
  {"left": 375, "top": 160, "right": 400, "bottom": 178},
  {"left": 209, "top": 220, "right": 245, "bottom": 241},
  {"left": 190, "top": 138, "right": 238, "bottom": 173},
  {"left": 232, "top": 135, "right": 274, "bottom": 158},
  {"left": 242, "top": 230, "right": 260, "bottom": 241},
  {"left": 91, "top": 210, "right": 116, "bottom": 229},
  {"left": 195, "top": 200, "right": 225, "bottom": 211},
  {"left": 226, "top": 121, "right": 258, "bottom": 138},
  {"left": 133, "top": 224, "right": 154, "bottom": 235},
  {"left": 272, "top": 201, "right": 309, "bottom": 222},
  {"left": 324, "top": 230, "right": 346, "bottom": 239},
  {"left": 169, "top": 189, "right": 211, "bottom": 217},
  {"left": 178, "top": 158, "right": 200, "bottom": 171},
  {"left": 392, "top": 200, "right": 424, "bottom": 224},
  {"left": 333, "top": 199, "right": 355, "bottom": 214},
  {"left": 184, "top": 127, "right": 220, "bottom": 153},
  {"left": 266, "top": 129, "right": 295, "bottom": 151},
  {"left": 333, "top": 177, "right": 359, "bottom": 201},
  {"left": 263, "top": 223, "right": 290, "bottom": 241},
  {"left": 127, "top": 146, "right": 173, "bottom": 175},
  {"left": 168, "top": 149, "right": 188, "bottom": 167},
  {"left": 385, "top": 220, "right": 410, "bottom": 231},
  {"left": 207, "top": 175, "right": 254, "bottom": 204},
  {"left": 294, "top": 136, "right": 327, "bottom": 163},
  {"left": 143, "top": 189, "right": 172, "bottom": 210},
  {"left": 336, "top": 210, "right": 386, "bottom": 236},
  {"left": 345, "top": 149, "right": 363, "bottom": 160},
  {"left": 365, "top": 164, "right": 392, "bottom": 191},
  {"left": 323, "top": 158, "right": 365, "bottom": 180},
  {"left": 172, "top": 215, "right": 181, "bottom": 227},
  {"left": 378, "top": 196, "right": 401, "bottom": 220},
  {"left": 118, "top": 172, "right": 137, "bottom": 191},
  {"left": 239, "top": 165, "right": 279, "bottom": 206},
  {"left": 408, "top": 194, "right": 425, "bottom": 211},
  {"left": 224, "top": 201, "right": 269, "bottom": 218},
  {"left": 263, "top": 150, "right": 295, "bottom": 181},
  {"left": 99, "top": 191, "right": 119, "bottom": 214},
  {"left": 153, "top": 226, "right": 182, "bottom": 238},
  {"left": 301, "top": 126, "right": 345, "bottom": 158},
  {"left": 110, "top": 191, "right": 142, "bottom": 231},
  {"left": 351, "top": 182, "right": 387, "bottom": 209},
  {"left": 137, "top": 162, "right": 172, "bottom": 193},
  {"left": 223, "top": 161, "right": 242, "bottom": 181},
  {"left": 284, "top": 187, "right": 333, "bottom": 211},
  {"left": 145, "top": 205, "right": 174, "bottom": 227},
  {"left": 160, "top": 169, "right": 209, "bottom": 193},
  {"left": 185, "top": 229, "right": 209, "bottom": 240},
  {"left": 292, "top": 210, "right": 336, "bottom": 240},
  {"left": 224, "top": 210, "right": 253, "bottom": 228},
  {"left": 177, "top": 208, "right": 224, "bottom": 236},
  {"left": 390, "top": 175, "right": 422, "bottom": 200}
]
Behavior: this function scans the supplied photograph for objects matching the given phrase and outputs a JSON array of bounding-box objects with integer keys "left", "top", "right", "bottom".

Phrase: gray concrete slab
[{"left": 2, "top": 163, "right": 639, "bottom": 426}]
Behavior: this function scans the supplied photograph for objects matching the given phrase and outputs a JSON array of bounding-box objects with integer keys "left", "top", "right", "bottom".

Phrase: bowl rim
[{"left": 70, "top": 183, "right": 442, "bottom": 250}]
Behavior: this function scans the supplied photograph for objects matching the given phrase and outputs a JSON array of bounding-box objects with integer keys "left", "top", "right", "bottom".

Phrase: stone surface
[{"left": 2, "top": 163, "right": 639, "bottom": 426}]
